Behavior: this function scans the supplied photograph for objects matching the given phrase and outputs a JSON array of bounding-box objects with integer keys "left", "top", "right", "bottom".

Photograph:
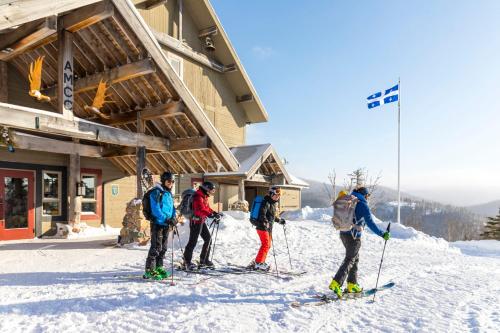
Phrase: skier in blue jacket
[
  {"left": 144, "top": 171, "right": 177, "bottom": 279},
  {"left": 329, "top": 187, "right": 390, "bottom": 298}
]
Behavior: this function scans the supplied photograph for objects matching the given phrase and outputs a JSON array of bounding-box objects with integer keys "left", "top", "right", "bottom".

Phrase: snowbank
[
  {"left": 281, "top": 206, "right": 332, "bottom": 222},
  {"left": 43, "top": 223, "right": 120, "bottom": 240},
  {"left": 452, "top": 240, "right": 500, "bottom": 258}
]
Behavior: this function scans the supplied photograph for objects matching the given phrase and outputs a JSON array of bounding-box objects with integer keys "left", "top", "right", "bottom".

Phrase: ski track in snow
[{"left": 0, "top": 214, "right": 499, "bottom": 333}]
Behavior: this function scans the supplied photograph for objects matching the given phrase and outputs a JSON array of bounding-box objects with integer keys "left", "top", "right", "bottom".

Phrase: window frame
[
  {"left": 166, "top": 51, "right": 183, "bottom": 80},
  {"left": 80, "top": 168, "right": 102, "bottom": 221},
  {"left": 41, "top": 170, "right": 62, "bottom": 217}
]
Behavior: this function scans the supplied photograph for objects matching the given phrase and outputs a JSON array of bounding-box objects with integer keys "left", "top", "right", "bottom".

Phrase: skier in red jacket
[{"left": 183, "top": 181, "right": 222, "bottom": 270}]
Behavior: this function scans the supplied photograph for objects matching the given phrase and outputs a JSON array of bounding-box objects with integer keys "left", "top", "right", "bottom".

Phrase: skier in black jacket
[{"left": 253, "top": 186, "right": 286, "bottom": 271}]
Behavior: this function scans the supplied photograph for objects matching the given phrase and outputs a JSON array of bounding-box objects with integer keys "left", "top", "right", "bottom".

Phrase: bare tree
[{"left": 328, "top": 170, "right": 337, "bottom": 203}]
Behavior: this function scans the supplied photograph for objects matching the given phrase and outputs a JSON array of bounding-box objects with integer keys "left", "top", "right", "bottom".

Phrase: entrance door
[{"left": 0, "top": 169, "right": 35, "bottom": 240}]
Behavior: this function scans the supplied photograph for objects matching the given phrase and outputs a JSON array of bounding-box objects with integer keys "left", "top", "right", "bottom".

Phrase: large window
[
  {"left": 81, "top": 174, "right": 97, "bottom": 215},
  {"left": 42, "top": 171, "right": 61, "bottom": 216}
]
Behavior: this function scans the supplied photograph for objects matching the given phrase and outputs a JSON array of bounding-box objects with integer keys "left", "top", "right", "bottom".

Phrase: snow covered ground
[{"left": 0, "top": 209, "right": 499, "bottom": 333}]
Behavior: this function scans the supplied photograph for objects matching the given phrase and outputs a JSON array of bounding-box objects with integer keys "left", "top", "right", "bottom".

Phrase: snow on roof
[
  {"left": 288, "top": 174, "right": 309, "bottom": 188},
  {"left": 204, "top": 144, "right": 273, "bottom": 177}
]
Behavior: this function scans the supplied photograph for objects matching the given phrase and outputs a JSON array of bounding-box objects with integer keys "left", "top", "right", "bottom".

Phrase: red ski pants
[{"left": 255, "top": 229, "right": 272, "bottom": 263}]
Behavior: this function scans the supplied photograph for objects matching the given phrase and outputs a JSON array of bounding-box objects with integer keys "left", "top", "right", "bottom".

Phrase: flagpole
[{"left": 397, "top": 77, "right": 401, "bottom": 224}]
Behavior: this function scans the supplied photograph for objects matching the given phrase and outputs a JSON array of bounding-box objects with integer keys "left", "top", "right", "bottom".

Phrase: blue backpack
[{"left": 250, "top": 196, "right": 264, "bottom": 226}]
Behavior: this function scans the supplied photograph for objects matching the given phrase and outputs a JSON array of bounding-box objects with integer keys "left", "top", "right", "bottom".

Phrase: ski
[
  {"left": 226, "top": 263, "right": 307, "bottom": 277},
  {"left": 291, "top": 282, "right": 395, "bottom": 308}
]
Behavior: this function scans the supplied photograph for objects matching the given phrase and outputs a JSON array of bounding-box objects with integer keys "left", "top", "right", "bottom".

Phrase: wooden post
[
  {"left": 238, "top": 178, "right": 245, "bottom": 202},
  {"left": 57, "top": 24, "right": 74, "bottom": 119},
  {"left": 0, "top": 61, "right": 7, "bottom": 102},
  {"left": 136, "top": 114, "right": 146, "bottom": 198},
  {"left": 68, "top": 153, "right": 81, "bottom": 225}
]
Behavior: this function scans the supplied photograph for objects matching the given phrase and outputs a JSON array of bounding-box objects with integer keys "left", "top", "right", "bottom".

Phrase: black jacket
[{"left": 256, "top": 195, "right": 280, "bottom": 232}]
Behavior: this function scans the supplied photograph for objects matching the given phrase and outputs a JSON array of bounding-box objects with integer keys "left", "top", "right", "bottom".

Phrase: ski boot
[
  {"left": 199, "top": 259, "right": 215, "bottom": 270},
  {"left": 143, "top": 269, "right": 161, "bottom": 280},
  {"left": 155, "top": 266, "right": 170, "bottom": 279},
  {"left": 254, "top": 262, "right": 270, "bottom": 271},
  {"left": 328, "top": 279, "right": 343, "bottom": 299},
  {"left": 345, "top": 282, "right": 363, "bottom": 297},
  {"left": 183, "top": 261, "right": 198, "bottom": 271}
]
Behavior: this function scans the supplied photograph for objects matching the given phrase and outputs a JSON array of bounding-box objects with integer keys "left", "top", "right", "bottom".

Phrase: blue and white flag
[{"left": 367, "top": 84, "right": 399, "bottom": 109}]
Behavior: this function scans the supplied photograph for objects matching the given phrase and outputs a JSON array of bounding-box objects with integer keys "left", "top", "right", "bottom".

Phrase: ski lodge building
[{"left": 0, "top": 0, "right": 307, "bottom": 241}]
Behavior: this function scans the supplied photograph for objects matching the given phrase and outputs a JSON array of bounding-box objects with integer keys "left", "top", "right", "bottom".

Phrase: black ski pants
[
  {"left": 334, "top": 232, "right": 361, "bottom": 285},
  {"left": 145, "top": 223, "right": 170, "bottom": 271},
  {"left": 183, "top": 221, "right": 212, "bottom": 264}
]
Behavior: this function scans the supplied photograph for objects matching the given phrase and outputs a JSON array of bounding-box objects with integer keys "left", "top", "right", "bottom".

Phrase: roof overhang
[
  {"left": 0, "top": 0, "right": 240, "bottom": 175},
  {"left": 182, "top": 0, "right": 269, "bottom": 124}
]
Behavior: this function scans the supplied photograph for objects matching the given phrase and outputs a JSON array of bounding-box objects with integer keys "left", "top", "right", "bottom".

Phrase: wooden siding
[
  {"left": 280, "top": 188, "right": 301, "bottom": 212},
  {"left": 104, "top": 175, "right": 136, "bottom": 228},
  {"left": 138, "top": 1, "right": 248, "bottom": 148}
]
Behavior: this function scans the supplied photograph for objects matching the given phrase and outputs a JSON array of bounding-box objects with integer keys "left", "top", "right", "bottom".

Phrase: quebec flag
[{"left": 367, "top": 84, "right": 399, "bottom": 109}]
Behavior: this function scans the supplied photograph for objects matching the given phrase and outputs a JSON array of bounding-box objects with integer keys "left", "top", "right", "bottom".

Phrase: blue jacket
[
  {"left": 341, "top": 191, "right": 384, "bottom": 239},
  {"left": 149, "top": 184, "right": 176, "bottom": 226}
]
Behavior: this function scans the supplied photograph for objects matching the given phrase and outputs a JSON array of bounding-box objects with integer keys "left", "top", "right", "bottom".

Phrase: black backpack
[{"left": 142, "top": 188, "right": 163, "bottom": 221}]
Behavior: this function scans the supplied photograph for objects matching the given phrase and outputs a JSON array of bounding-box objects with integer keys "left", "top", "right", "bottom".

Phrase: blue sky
[{"left": 211, "top": 0, "right": 500, "bottom": 206}]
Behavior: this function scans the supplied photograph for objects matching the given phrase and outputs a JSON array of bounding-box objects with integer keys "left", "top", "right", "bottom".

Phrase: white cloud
[{"left": 252, "top": 45, "right": 275, "bottom": 59}]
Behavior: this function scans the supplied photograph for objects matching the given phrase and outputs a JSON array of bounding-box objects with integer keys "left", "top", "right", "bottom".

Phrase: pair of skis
[{"left": 290, "top": 282, "right": 395, "bottom": 307}]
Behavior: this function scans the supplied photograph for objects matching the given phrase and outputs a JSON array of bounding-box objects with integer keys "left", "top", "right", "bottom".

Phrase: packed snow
[{"left": 0, "top": 209, "right": 499, "bottom": 333}]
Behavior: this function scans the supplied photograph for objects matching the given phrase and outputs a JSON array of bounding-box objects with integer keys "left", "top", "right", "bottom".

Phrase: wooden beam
[
  {"left": 9, "top": 131, "right": 102, "bottom": 157},
  {"left": 198, "top": 26, "right": 218, "bottom": 38},
  {"left": 0, "top": 0, "right": 103, "bottom": 31},
  {"left": 0, "top": 61, "right": 7, "bottom": 102},
  {"left": 153, "top": 30, "right": 224, "bottom": 73},
  {"left": 136, "top": 112, "right": 146, "bottom": 197},
  {"left": 43, "top": 58, "right": 156, "bottom": 97},
  {"left": 112, "top": 0, "right": 239, "bottom": 171},
  {"left": 236, "top": 94, "right": 254, "bottom": 104},
  {"left": 68, "top": 152, "right": 81, "bottom": 225},
  {"left": 135, "top": 0, "right": 168, "bottom": 10},
  {"left": 101, "top": 101, "right": 183, "bottom": 126},
  {"left": 178, "top": 0, "right": 183, "bottom": 41},
  {"left": 57, "top": 23, "right": 74, "bottom": 119},
  {"left": 0, "top": 17, "right": 48, "bottom": 50},
  {"left": 0, "top": 102, "right": 170, "bottom": 151},
  {"left": 0, "top": 16, "right": 56, "bottom": 61},
  {"left": 60, "top": 0, "right": 114, "bottom": 33},
  {"left": 223, "top": 63, "right": 238, "bottom": 73},
  {"left": 169, "top": 136, "right": 208, "bottom": 152}
]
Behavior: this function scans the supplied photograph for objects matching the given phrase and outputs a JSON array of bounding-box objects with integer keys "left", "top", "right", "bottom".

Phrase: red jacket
[{"left": 192, "top": 189, "right": 214, "bottom": 224}]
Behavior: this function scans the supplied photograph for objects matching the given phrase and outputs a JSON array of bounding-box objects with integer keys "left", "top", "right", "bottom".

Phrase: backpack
[
  {"left": 249, "top": 196, "right": 264, "bottom": 227},
  {"left": 331, "top": 194, "right": 358, "bottom": 231},
  {"left": 179, "top": 189, "right": 196, "bottom": 219},
  {"left": 142, "top": 188, "right": 163, "bottom": 221}
]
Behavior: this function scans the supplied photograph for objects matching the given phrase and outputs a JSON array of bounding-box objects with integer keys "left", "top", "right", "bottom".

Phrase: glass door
[{"left": 0, "top": 169, "right": 35, "bottom": 240}]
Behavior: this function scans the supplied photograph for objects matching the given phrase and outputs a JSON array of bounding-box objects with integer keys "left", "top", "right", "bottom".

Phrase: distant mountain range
[
  {"left": 466, "top": 200, "right": 500, "bottom": 217},
  {"left": 301, "top": 178, "right": 499, "bottom": 216},
  {"left": 300, "top": 178, "right": 493, "bottom": 241}
]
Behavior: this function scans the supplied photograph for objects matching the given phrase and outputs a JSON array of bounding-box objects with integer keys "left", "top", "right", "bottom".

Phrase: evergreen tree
[{"left": 481, "top": 208, "right": 500, "bottom": 240}]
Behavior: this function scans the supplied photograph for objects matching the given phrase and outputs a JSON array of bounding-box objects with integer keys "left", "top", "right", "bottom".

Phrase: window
[
  {"left": 42, "top": 171, "right": 61, "bottom": 216},
  {"left": 81, "top": 174, "right": 97, "bottom": 215},
  {"left": 167, "top": 52, "right": 183, "bottom": 79}
]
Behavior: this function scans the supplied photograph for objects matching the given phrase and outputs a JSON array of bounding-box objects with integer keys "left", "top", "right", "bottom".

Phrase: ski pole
[
  {"left": 174, "top": 225, "right": 184, "bottom": 257},
  {"left": 372, "top": 223, "right": 391, "bottom": 302},
  {"left": 202, "top": 218, "right": 217, "bottom": 265},
  {"left": 270, "top": 230, "right": 279, "bottom": 278},
  {"left": 282, "top": 224, "right": 293, "bottom": 270},
  {"left": 210, "top": 218, "right": 221, "bottom": 263},
  {"left": 170, "top": 226, "right": 175, "bottom": 286}
]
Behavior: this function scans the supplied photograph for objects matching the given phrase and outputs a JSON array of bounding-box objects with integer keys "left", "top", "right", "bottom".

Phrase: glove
[
  {"left": 167, "top": 218, "right": 178, "bottom": 226},
  {"left": 382, "top": 231, "right": 391, "bottom": 241},
  {"left": 278, "top": 218, "right": 286, "bottom": 225}
]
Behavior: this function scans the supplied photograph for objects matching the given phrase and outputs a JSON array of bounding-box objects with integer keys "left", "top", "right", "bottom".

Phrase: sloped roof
[
  {"left": 0, "top": 0, "right": 240, "bottom": 174},
  {"left": 288, "top": 174, "right": 309, "bottom": 188},
  {"left": 205, "top": 143, "right": 293, "bottom": 185}
]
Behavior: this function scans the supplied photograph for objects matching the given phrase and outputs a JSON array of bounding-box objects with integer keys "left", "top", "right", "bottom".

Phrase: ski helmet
[
  {"left": 200, "top": 181, "right": 216, "bottom": 192},
  {"left": 269, "top": 186, "right": 281, "bottom": 196},
  {"left": 160, "top": 171, "right": 174, "bottom": 184}
]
